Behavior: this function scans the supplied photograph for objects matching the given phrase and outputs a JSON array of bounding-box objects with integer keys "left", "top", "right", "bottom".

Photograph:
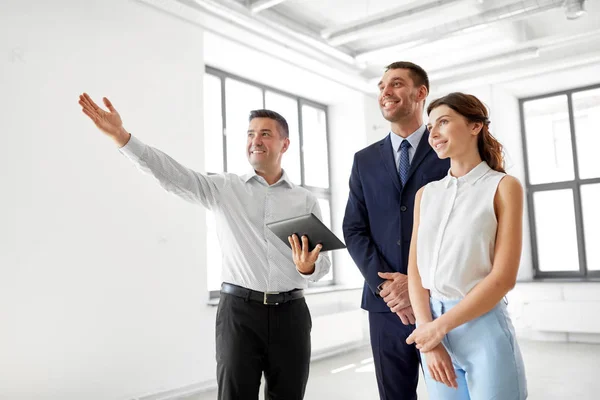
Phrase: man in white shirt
[{"left": 78, "top": 93, "right": 331, "bottom": 400}]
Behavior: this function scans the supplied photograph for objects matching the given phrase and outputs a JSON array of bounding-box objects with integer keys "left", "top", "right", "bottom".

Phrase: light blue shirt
[{"left": 389, "top": 124, "right": 427, "bottom": 170}]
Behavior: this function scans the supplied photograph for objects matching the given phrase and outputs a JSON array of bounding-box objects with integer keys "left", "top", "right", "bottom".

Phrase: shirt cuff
[
  {"left": 118, "top": 134, "right": 146, "bottom": 162},
  {"left": 297, "top": 265, "right": 316, "bottom": 279},
  {"left": 296, "top": 256, "right": 323, "bottom": 279}
]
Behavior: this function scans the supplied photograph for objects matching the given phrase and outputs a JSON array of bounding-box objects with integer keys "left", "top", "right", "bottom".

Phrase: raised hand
[
  {"left": 288, "top": 234, "right": 322, "bottom": 275},
  {"left": 78, "top": 93, "right": 130, "bottom": 146}
]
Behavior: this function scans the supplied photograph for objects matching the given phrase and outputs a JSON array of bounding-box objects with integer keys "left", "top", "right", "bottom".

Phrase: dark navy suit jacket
[{"left": 343, "top": 130, "right": 450, "bottom": 312}]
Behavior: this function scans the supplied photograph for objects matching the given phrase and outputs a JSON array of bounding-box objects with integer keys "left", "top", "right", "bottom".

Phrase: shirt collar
[
  {"left": 443, "top": 161, "right": 491, "bottom": 188},
  {"left": 389, "top": 124, "right": 426, "bottom": 153},
  {"left": 243, "top": 169, "right": 294, "bottom": 188}
]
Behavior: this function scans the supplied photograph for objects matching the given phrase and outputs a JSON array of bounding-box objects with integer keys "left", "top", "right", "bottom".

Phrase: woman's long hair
[{"left": 427, "top": 92, "right": 505, "bottom": 173}]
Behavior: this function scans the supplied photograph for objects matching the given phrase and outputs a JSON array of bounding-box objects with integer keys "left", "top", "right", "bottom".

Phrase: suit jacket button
[
  {"left": 397, "top": 240, "right": 402, "bottom": 246},
  {"left": 400, "top": 206, "right": 407, "bottom": 212}
]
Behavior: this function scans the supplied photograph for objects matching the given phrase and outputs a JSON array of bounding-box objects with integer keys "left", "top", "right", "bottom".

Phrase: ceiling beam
[
  {"left": 181, "top": 0, "right": 355, "bottom": 66},
  {"left": 250, "top": 0, "right": 289, "bottom": 14},
  {"left": 136, "top": 0, "right": 373, "bottom": 92},
  {"left": 355, "top": 0, "right": 565, "bottom": 62},
  {"left": 321, "top": 0, "right": 465, "bottom": 46},
  {"left": 428, "top": 47, "right": 540, "bottom": 81}
]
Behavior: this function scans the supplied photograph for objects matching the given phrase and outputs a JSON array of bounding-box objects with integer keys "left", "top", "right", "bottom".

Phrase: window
[
  {"left": 520, "top": 84, "right": 600, "bottom": 278},
  {"left": 203, "top": 67, "right": 333, "bottom": 293}
]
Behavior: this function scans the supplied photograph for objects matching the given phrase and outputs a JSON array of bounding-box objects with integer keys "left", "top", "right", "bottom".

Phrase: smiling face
[
  {"left": 377, "top": 68, "right": 425, "bottom": 123},
  {"left": 246, "top": 117, "right": 289, "bottom": 173},
  {"left": 427, "top": 105, "right": 482, "bottom": 160}
]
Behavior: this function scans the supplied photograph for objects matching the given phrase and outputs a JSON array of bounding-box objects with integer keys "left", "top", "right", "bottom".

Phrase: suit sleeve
[{"left": 342, "top": 153, "right": 394, "bottom": 294}]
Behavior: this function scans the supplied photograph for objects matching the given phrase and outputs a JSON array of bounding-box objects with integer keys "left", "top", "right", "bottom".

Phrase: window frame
[
  {"left": 204, "top": 66, "right": 335, "bottom": 296},
  {"left": 519, "top": 82, "right": 600, "bottom": 279}
]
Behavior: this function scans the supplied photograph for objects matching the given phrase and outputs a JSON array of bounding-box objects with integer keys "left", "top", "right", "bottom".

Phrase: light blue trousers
[{"left": 422, "top": 298, "right": 528, "bottom": 400}]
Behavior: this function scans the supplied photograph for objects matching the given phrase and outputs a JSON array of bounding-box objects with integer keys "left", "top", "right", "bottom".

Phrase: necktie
[{"left": 398, "top": 140, "right": 411, "bottom": 186}]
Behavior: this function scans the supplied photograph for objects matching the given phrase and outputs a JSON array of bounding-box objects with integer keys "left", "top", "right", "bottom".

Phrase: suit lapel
[
  {"left": 379, "top": 135, "right": 402, "bottom": 193},
  {"left": 406, "top": 129, "right": 434, "bottom": 184}
]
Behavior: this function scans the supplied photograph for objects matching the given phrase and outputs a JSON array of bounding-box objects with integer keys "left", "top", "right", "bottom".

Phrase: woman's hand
[
  {"left": 422, "top": 344, "right": 457, "bottom": 389},
  {"left": 406, "top": 320, "right": 446, "bottom": 352}
]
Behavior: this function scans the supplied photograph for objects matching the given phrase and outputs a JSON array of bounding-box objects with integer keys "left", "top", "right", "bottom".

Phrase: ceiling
[{"left": 176, "top": 0, "right": 600, "bottom": 91}]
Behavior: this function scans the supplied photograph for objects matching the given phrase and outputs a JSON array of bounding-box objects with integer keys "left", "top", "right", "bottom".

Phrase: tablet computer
[{"left": 266, "top": 213, "right": 346, "bottom": 252}]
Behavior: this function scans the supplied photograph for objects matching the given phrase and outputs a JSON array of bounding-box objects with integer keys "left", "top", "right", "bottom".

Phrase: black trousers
[
  {"left": 369, "top": 311, "right": 421, "bottom": 400},
  {"left": 216, "top": 291, "right": 312, "bottom": 400}
]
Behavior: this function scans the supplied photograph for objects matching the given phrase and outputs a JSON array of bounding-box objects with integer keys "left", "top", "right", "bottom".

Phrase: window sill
[
  {"left": 517, "top": 277, "right": 600, "bottom": 283},
  {"left": 304, "top": 284, "right": 362, "bottom": 295},
  {"left": 206, "top": 284, "right": 362, "bottom": 306}
]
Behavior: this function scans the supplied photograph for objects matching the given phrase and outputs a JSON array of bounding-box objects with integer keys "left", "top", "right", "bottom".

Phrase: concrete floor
[{"left": 186, "top": 339, "right": 600, "bottom": 399}]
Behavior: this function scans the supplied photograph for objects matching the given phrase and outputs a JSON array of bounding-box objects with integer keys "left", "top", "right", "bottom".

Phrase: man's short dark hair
[
  {"left": 385, "top": 61, "right": 430, "bottom": 93},
  {"left": 249, "top": 109, "right": 289, "bottom": 139}
]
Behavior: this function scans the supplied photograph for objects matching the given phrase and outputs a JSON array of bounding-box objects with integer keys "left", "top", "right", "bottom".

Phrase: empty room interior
[{"left": 2, "top": 0, "right": 600, "bottom": 399}]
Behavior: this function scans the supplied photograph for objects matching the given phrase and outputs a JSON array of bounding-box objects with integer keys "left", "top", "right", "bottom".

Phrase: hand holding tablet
[{"left": 266, "top": 213, "right": 346, "bottom": 252}]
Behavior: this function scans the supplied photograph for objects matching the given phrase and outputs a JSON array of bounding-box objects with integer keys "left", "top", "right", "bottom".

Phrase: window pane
[
  {"left": 533, "top": 190, "right": 579, "bottom": 272},
  {"left": 225, "top": 79, "right": 263, "bottom": 175},
  {"left": 206, "top": 212, "right": 222, "bottom": 292},
  {"left": 581, "top": 184, "right": 600, "bottom": 271},
  {"left": 573, "top": 88, "right": 600, "bottom": 179},
  {"left": 302, "top": 105, "right": 329, "bottom": 188},
  {"left": 317, "top": 198, "right": 331, "bottom": 228},
  {"left": 317, "top": 198, "right": 333, "bottom": 281},
  {"left": 203, "top": 74, "right": 224, "bottom": 173},
  {"left": 265, "top": 91, "right": 301, "bottom": 184},
  {"left": 523, "top": 96, "right": 574, "bottom": 184}
]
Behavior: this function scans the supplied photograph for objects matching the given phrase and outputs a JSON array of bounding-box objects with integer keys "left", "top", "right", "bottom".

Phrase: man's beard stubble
[{"left": 382, "top": 92, "right": 417, "bottom": 123}]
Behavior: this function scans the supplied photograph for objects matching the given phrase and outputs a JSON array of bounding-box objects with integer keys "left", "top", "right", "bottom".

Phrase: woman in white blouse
[{"left": 405, "top": 92, "right": 527, "bottom": 399}]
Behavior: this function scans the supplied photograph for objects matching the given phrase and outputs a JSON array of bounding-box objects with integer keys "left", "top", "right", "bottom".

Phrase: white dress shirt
[
  {"left": 389, "top": 124, "right": 426, "bottom": 169},
  {"left": 416, "top": 161, "right": 506, "bottom": 300},
  {"left": 119, "top": 135, "right": 331, "bottom": 293}
]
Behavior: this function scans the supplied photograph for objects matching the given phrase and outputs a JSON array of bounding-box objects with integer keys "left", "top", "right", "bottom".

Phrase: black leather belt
[{"left": 221, "top": 283, "right": 304, "bottom": 305}]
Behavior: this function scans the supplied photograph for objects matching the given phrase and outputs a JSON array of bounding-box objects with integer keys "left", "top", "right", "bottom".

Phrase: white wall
[
  {"left": 364, "top": 93, "right": 389, "bottom": 146},
  {"left": 508, "top": 282, "right": 600, "bottom": 344},
  {"left": 1, "top": 1, "right": 209, "bottom": 399},
  {"left": 1, "top": 2, "right": 381, "bottom": 399}
]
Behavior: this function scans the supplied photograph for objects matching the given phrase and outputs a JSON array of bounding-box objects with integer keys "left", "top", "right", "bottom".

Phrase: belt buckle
[{"left": 263, "top": 291, "right": 280, "bottom": 305}]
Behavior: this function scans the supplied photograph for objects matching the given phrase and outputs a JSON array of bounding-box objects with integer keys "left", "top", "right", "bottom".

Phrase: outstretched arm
[{"left": 78, "top": 93, "right": 225, "bottom": 208}]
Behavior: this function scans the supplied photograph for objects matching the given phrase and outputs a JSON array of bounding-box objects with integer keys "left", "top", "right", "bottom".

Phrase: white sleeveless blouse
[{"left": 417, "top": 161, "right": 506, "bottom": 300}]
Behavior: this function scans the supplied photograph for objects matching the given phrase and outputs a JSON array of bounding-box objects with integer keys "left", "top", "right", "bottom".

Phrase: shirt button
[
  {"left": 397, "top": 240, "right": 402, "bottom": 246},
  {"left": 400, "top": 206, "right": 407, "bottom": 212}
]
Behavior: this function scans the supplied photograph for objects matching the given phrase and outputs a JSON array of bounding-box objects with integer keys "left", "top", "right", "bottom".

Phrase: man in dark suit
[{"left": 343, "top": 61, "right": 450, "bottom": 399}]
